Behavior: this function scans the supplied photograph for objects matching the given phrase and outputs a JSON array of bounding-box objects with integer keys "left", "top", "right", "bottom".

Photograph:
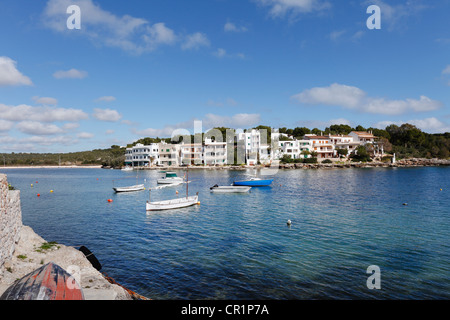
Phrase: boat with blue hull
[{"left": 233, "top": 177, "right": 273, "bottom": 187}]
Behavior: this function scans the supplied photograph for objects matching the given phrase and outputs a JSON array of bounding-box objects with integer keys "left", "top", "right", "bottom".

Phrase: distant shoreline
[
  {"left": 0, "top": 165, "right": 103, "bottom": 169},
  {"left": 0, "top": 158, "right": 449, "bottom": 171}
]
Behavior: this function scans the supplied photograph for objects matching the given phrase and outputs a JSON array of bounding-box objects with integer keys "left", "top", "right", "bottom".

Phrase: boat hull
[
  {"left": 113, "top": 184, "right": 145, "bottom": 193},
  {"left": 0, "top": 262, "right": 84, "bottom": 300},
  {"left": 157, "top": 178, "right": 184, "bottom": 184},
  {"left": 210, "top": 186, "right": 251, "bottom": 193},
  {"left": 233, "top": 179, "right": 273, "bottom": 187},
  {"left": 146, "top": 195, "right": 199, "bottom": 211}
]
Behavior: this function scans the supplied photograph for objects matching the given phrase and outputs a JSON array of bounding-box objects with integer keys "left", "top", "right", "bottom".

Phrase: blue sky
[{"left": 0, "top": 0, "right": 449, "bottom": 153}]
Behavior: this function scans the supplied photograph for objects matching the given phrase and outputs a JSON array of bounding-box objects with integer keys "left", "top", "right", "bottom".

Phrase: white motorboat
[
  {"left": 113, "top": 184, "right": 145, "bottom": 193},
  {"left": 121, "top": 166, "right": 133, "bottom": 171},
  {"left": 157, "top": 171, "right": 184, "bottom": 184},
  {"left": 210, "top": 185, "right": 251, "bottom": 193}
]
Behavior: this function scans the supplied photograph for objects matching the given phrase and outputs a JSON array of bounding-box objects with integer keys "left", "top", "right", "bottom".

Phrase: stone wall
[{"left": 0, "top": 174, "right": 22, "bottom": 273}]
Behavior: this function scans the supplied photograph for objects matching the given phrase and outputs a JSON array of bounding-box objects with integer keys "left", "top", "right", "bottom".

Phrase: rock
[{"left": 0, "top": 226, "right": 132, "bottom": 300}]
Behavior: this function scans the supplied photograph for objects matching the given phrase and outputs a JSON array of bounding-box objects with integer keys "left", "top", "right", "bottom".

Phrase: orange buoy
[
  {"left": 37, "top": 194, "right": 40, "bottom": 197},
  {"left": 107, "top": 199, "right": 113, "bottom": 203}
]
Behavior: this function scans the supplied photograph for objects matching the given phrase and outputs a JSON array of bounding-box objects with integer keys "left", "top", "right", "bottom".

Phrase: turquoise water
[{"left": 2, "top": 167, "right": 449, "bottom": 299}]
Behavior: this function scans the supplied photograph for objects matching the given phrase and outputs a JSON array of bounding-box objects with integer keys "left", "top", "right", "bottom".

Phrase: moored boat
[
  {"left": 232, "top": 177, "right": 273, "bottom": 187},
  {"left": 113, "top": 184, "right": 145, "bottom": 193},
  {"left": 146, "top": 194, "right": 199, "bottom": 211},
  {"left": 210, "top": 185, "right": 251, "bottom": 193},
  {"left": 0, "top": 262, "right": 84, "bottom": 300},
  {"left": 157, "top": 171, "right": 184, "bottom": 184}
]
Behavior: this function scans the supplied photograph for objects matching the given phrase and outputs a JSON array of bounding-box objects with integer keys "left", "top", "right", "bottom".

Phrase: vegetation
[
  {"left": 35, "top": 242, "right": 60, "bottom": 253},
  {"left": 279, "top": 123, "right": 449, "bottom": 160},
  {"left": 0, "top": 145, "right": 125, "bottom": 168}
]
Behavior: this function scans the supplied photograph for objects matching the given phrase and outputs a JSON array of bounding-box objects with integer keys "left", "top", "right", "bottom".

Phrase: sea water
[{"left": 2, "top": 167, "right": 449, "bottom": 299}]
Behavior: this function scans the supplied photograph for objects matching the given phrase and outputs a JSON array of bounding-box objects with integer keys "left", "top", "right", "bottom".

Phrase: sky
[{"left": 0, "top": 0, "right": 449, "bottom": 153}]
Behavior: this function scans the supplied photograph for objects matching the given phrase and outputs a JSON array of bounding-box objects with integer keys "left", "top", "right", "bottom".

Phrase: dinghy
[{"left": 0, "top": 262, "right": 84, "bottom": 300}]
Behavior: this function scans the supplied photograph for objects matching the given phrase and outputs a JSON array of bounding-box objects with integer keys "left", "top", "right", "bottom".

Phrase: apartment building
[
  {"left": 349, "top": 131, "right": 376, "bottom": 144},
  {"left": 159, "top": 142, "right": 180, "bottom": 167},
  {"left": 303, "top": 135, "right": 335, "bottom": 159},
  {"left": 204, "top": 138, "right": 227, "bottom": 166},
  {"left": 125, "top": 143, "right": 160, "bottom": 167},
  {"left": 238, "top": 129, "right": 270, "bottom": 165},
  {"left": 180, "top": 143, "right": 204, "bottom": 165}
]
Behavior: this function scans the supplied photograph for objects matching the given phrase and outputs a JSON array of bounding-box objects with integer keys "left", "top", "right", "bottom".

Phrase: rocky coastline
[{"left": 0, "top": 226, "right": 133, "bottom": 300}]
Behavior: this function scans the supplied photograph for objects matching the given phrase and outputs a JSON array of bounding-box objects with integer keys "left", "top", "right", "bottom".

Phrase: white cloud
[
  {"left": 77, "top": 132, "right": 94, "bottom": 139},
  {"left": 374, "top": 117, "right": 450, "bottom": 134},
  {"left": 214, "top": 48, "right": 227, "bottom": 58},
  {"left": 95, "top": 96, "right": 116, "bottom": 102},
  {"left": 105, "top": 129, "right": 115, "bottom": 135},
  {"left": 181, "top": 32, "right": 210, "bottom": 50},
  {"left": 254, "top": 0, "right": 331, "bottom": 18},
  {"left": 0, "top": 135, "right": 77, "bottom": 152},
  {"left": 62, "top": 122, "right": 80, "bottom": 130},
  {"left": 43, "top": 0, "right": 177, "bottom": 54},
  {"left": 134, "top": 113, "right": 261, "bottom": 138},
  {"left": 16, "top": 121, "right": 65, "bottom": 135},
  {"left": 442, "top": 65, "right": 450, "bottom": 75},
  {"left": 0, "top": 104, "right": 89, "bottom": 122},
  {"left": 0, "top": 120, "right": 14, "bottom": 132},
  {"left": 0, "top": 56, "right": 33, "bottom": 87},
  {"left": 329, "top": 30, "right": 346, "bottom": 42},
  {"left": 32, "top": 96, "right": 58, "bottom": 105},
  {"left": 224, "top": 22, "right": 248, "bottom": 33},
  {"left": 293, "top": 83, "right": 365, "bottom": 109},
  {"left": 366, "top": 0, "right": 428, "bottom": 31},
  {"left": 213, "top": 48, "right": 246, "bottom": 59},
  {"left": 143, "top": 23, "right": 177, "bottom": 50},
  {"left": 53, "top": 68, "right": 88, "bottom": 79},
  {"left": 92, "top": 108, "right": 122, "bottom": 122},
  {"left": 292, "top": 83, "right": 442, "bottom": 115}
]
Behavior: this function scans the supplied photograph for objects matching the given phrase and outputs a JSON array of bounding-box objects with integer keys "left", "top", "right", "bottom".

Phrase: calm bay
[{"left": 2, "top": 166, "right": 449, "bottom": 299}]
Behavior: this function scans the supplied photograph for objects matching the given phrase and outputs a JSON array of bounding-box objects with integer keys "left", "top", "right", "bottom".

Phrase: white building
[
  {"left": 303, "top": 135, "right": 335, "bottom": 160},
  {"left": 238, "top": 129, "right": 270, "bottom": 165},
  {"left": 204, "top": 138, "right": 227, "bottom": 166},
  {"left": 158, "top": 142, "right": 180, "bottom": 167},
  {"left": 349, "top": 131, "right": 376, "bottom": 144},
  {"left": 328, "top": 135, "right": 360, "bottom": 157},
  {"left": 125, "top": 143, "right": 160, "bottom": 167},
  {"left": 180, "top": 143, "right": 204, "bottom": 165}
]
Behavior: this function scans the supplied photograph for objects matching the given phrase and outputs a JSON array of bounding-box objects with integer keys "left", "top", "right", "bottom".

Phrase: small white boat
[
  {"left": 157, "top": 171, "right": 184, "bottom": 184},
  {"left": 146, "top": 194, "right": 199, "bottom": 211},
  {"left": 121, "top": 166, "right": 133, "bottom": 171},
  {"left": 210, "top": 185, "right": 251, "bottom": 193},
  {"left": 113, "top": 184, "right": 145, "bottom": 193}
]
